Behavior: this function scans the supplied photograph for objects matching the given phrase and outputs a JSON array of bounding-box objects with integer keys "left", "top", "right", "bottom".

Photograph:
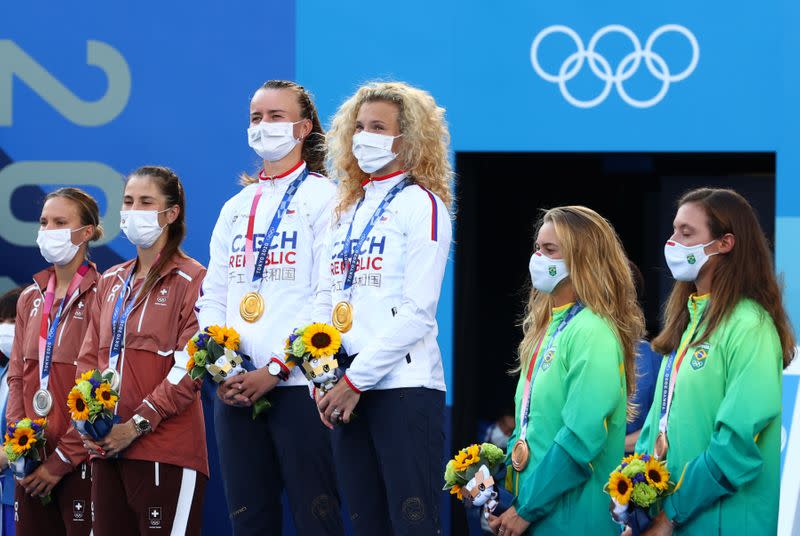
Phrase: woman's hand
[
  {"left": 641, "top": 512, "right": 674, "bottom": 535},
  {"left": 20, "top": 464, "right": 61, "bottom": 497},
  {"left": 317, "top": 380, "right": 359, "bottom": 427},
  {"left": 487, "top": 506, "right": 531, "bottom": 536},
  {"left": 223, "top": 369, "right": 279, "bottom": 405},
  {"left": 96, "top": 421, "right": 139, "bottom": 457}
]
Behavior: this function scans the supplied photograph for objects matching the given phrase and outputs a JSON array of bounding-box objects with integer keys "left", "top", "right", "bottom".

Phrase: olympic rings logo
[{"left": 530, "top": 24, "right": 699, "bottom": 108}]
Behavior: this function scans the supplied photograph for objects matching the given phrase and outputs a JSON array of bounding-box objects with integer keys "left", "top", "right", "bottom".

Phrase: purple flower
[
  {"left": 632, "top": 473, "right": 646, "bottom": 484},
  {"left": 31, "top": 423, "right": 40, "bottom": 433},
  {"left": 89, "top": 378, "right": 101, "bottom": 390},
  {"left": 289, "top": 333, "right": 299, "bottom": 344},
  {"left": 197, "top": 333, "right": 209, "bottom": 349},
  {"left": 621, "top": 462, "right": 628, "bottom": 469},
  {"left": 642, "top": 454, "right": 651, "bottom": 462}
]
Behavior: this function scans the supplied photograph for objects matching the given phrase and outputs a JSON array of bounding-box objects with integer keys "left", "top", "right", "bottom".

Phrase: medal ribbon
[
  {"left": 339, "top": 178, "right": 408, "bottom": 296},
  {"left": 38, "top": 263, "right": 89, "bottom": 392},
  {"left": 658, "top": 303, "right": 707, "bottom": 436},
  {"left": 244, "top": 166, "right": 309, "bottom": 283},
  {"left": 518, "top": 303, "right": 584, "bottom": 441},
  {"left": 109, "top": 267, "right": 143, "bottom": 374}
]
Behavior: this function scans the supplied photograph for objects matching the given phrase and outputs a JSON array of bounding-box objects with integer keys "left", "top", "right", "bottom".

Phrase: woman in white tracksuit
[
  {"left": 315, "top": 81, "right": 453, "bottom": 536},
  {"left": 196, "top": 80, "right": 343, "bottom": 535}
]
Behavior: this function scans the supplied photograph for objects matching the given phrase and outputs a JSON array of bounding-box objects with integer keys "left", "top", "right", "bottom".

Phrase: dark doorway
[{"left": 450, "top": 152, "right": 775, "bottom": 534}]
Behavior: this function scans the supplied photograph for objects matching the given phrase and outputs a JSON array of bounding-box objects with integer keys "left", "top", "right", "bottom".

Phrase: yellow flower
[
  {"left": 8, "top": 427, "right": 36, "bottom": 456},
  {"left": 79, "top": 370, "right": 95, "bottom": 382},
  {"left": 450, "top": 484, "right": 463, "bottom": 501},
  {"left": 95, "top": 383, "right": 118, "bottom": 411},
  {"left": 302, "top": 323, "right": 342, "bottom": 358},
  {"left": 208, "top": 326, "right": 240, "bottom": 350},
  {"left": 645, "top": 459, "right": 670, "bottom": 491},
  {"left": 67, "top": 390, "right": 90, "bottom": 420},
  {"left": 187, "top": 338, "right": 198, "bottom": 358},
  {"left": 186, "top": 356, "right": 195, "bottom": 371},
  {"left": 33, "top": 418, "right": 46, "bottom": 428},
  {"left": 622, "top": 453, "right": 642, "bottom": 465},
  {"left": 453, "top": 444, "right": 481, "bottom": 472},
  {"left": 608, "top": 472, "right": 633, "bottom": 505}
]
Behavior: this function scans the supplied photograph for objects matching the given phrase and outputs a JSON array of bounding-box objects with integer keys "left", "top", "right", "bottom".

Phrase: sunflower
[
  {"left": 187, "top": 338, "right": 198, "bottom": 357},
  {"left": 95, "top": 383, "right": 118, "bottom": 411},
  {"left": 67, "top": 389, "right": 90, "bottom": 420},
  {"left": 645, "top": 459, "right": 670, "bottom": 491},
  {"left": 186, "top": 355, "right": 195, "bottom": 372},
  {"left": 621, "top": 453, "right": 641, "bottom": 466},
  {"left": 608, "top": 472, "right": 633, "bottom": 505},
  {"left": 302, "top": 323, "right": 342, "bottom": 358},
  {"left": 207, "top": 326, "right": 240, "bottom": 350},
  {"left": 79, "top": 370, "right": 95, "bottom": 382},
  {"left": 8, "top": 427, "right": 36, "bottom": 456},
  {"left": 449, "top": 484, "right": 463, "bottom": 501},
  {"left": 453, "top": 444, "right": 481, "bottom": 472}
]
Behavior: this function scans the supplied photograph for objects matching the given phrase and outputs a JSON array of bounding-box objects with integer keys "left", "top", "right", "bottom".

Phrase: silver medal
[{"left": 32, "top": 388, "right": 53, "bottom": 417}]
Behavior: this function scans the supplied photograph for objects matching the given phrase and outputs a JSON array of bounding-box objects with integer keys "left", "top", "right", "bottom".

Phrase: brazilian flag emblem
[
  {"left": 690, "top": 348, "right": 708, "bottom": 370},
  {"left": 548, "top": 266, "right": 557, "bottom": 277},
  {"left": 686, "top": 254, "right": 696, "bottom": 265}
]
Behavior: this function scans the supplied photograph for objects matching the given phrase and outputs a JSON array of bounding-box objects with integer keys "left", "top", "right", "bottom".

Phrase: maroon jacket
[
  {"left": 61, "top": 254, "right": 208, "bottom": 477},
  {"left": 7, "top": 263, "right": 99, "bottom": 477}
]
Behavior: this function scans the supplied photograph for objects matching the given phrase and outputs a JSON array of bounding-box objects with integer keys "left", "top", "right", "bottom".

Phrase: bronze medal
[
  {"left": 332, "top": 301, "right": 353, "bottom": 333},
  {"left": 239, "top": 292, "right": 265, "bottom": 323},
  {"left": 654, "top": 431, "right": 669, "bottom": 460},
  {"left": 510, "top": 438, "right": 530, "bottom": 472}
]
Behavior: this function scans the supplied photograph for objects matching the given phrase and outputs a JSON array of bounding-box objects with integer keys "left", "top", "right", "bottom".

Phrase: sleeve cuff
[
  {"left": 342, "top": 375, "right": 362, "bottom": 394},
  {"left": 663, "top": 453, "right": 735, "bottom": 524},
  {"left": 135, "top": 399, "right": 164, "bottom": 431},
  {"left": 43, "top": 450, "right": 75, "bottom": 478}
]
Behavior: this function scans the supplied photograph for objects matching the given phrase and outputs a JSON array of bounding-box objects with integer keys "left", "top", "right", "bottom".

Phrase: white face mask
[
  {"left": 485, "top": 423, "right": 511, "bottom": 450},
  {"left": 36, "top": 227, "right": 86, "bottom": 266},
  {"left": 121, "top": 209, "right": 168, "bottom": 249},
  {"left": 529, "top": 251, "right": 569, "bottom": 294},
  {"left": 352, "top": 131, "right": 401, "bottom": 174},
  {"left": 247, "top": 121, "right": 301, "bottom": 162},
  {"left": 664, "top": 239, "right": 718, "bottom": 282},
  {"left": 0, "top": 323, "right": 13, "bottom": 359}
]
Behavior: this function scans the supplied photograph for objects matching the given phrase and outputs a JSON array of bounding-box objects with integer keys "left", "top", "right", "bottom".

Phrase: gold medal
[
  {"left": 332, "top": 301, "right": 353, "bottom": 333},
  {"left": 654, "top": 431, "right": 669, "bottom": 460},
  {"left": 239, "top": 292, "right": 265, "bottom": 323},
  {"left": 510, "top": 439, "right": 530, "bottom": 472}
]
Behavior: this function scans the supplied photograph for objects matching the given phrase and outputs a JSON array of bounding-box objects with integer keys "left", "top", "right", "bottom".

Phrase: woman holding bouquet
[
  {"left": 194, "top": 80, "right": 344, "bottom": 535},
  {"left": 488, "top": 206, "right": 645, "bottom": 536},
  {"left": 314, "top": 81, "right": 453, "bottom": 535},
  {"left": 72, "top": 167, "right": 208, "bottom": 535},
  {"left": 6, "top": 188, "right": 101, "bottom": 535},
  {"left": 633, "top": 188, "right": 793, "bottom": 535}
]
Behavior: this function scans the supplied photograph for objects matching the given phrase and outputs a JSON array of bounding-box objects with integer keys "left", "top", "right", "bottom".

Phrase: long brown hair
[
  {"left": 127, "top": 166, "right": 187, "bottom": 301},
  {"left": 240, "top": 80, "right": 326, "bottom": 184},
  {"left": 517, "top": 206, "right": 645, "bottom": 410},
  {"left": 652, "top": 188, "right": 796, "bottom": 368}
]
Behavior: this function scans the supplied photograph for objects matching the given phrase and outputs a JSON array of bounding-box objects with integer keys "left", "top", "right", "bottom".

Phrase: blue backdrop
[{"left": 1, "top": 1, "right": 799, "bottom": 534}]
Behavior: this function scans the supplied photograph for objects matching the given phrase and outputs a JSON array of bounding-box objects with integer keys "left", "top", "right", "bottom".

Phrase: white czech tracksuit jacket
[
  {"left": 197, "top": 162, "right": 335, "bottom": 386},
  {"left": 312, "top": 171, "right": 452, "bottom": 392}
]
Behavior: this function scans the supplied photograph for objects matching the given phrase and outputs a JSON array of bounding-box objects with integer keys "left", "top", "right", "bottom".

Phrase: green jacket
[
  {"left": 507, "top": 303, "right": 626, "bottom": 535},
  {"left": 636, "top": 295, "right": 782, "bottom": 535}
]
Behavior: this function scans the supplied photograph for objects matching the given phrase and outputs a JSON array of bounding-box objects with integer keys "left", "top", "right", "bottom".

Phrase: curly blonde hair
[{"left": 326, "top": 81, "right": 453, "bottom": 219}]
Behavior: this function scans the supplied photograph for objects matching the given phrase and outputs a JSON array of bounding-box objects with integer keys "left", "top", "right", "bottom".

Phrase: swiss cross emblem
[
  {"left": 156, "top": 288, "right": 169, "bottom": 306},
  {"left": 160, "top": 288, "right": 168, "bottom": 296},
  {"left": 148, "top": 506, "right": 162, "bottom": 527},
  {"left": 73, "top": 500, "right": 86, "bottom": 521},
  {"left": 78, "top": 301, "right": 85, "bottom": 309}
]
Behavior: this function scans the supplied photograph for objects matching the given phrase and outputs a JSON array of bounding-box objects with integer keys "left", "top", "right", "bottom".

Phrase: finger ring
[
  {"left": 331, "top": 408, "right": 341, "bottom": 417},
  {"left": 498, "top": 529, "right": 506, "bottom": 535}
]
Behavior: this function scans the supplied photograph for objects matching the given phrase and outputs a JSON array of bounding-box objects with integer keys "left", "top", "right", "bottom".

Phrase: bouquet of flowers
[
  {"left": 68, "top": 369, "right": 120, "bottom": 440},
  {"left": 605, "top": 453, "right": 674, "bottom": 536},
  {"left": 3, "top": 418, "right": 47, "bottom": 479},
  {"left": 186, "top": 325, "right": 270, "bottom": 419},
  {"left": 284, "top": 323, "right": 346, "bottom": 394},
  {"left": 443, "top": 443, "right": 513, "bottom": 519}
]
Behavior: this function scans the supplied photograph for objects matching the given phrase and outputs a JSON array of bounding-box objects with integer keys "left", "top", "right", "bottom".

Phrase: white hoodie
[
  {"left": 312, "top": 171, "right": 452, "bottom": 392},
  {"left": 197, "top": 162, "right": 335, "bottom": 386}
]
